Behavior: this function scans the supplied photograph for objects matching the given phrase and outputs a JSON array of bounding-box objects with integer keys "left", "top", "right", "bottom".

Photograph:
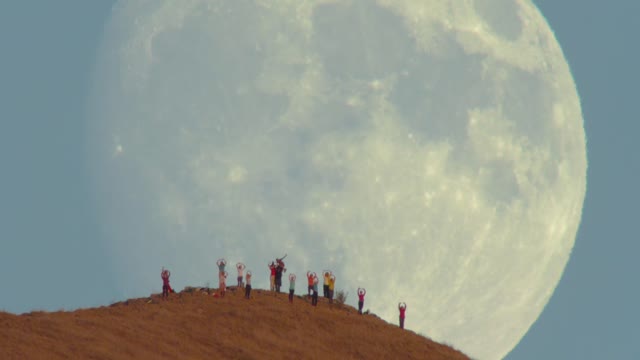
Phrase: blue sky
[{"left": 0, "top": 1, "right": 636, "bottom": 359}]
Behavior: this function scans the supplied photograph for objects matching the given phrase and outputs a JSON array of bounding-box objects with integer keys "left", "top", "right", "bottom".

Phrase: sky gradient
[{"left": 0, "top": 1, "right": 636, "bottom": 359}]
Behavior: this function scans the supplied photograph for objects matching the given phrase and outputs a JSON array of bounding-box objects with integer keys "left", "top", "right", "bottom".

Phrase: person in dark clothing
[
  {"left": 275, "top": 259, "right": 286, "bottom": 293},
  {"left": 311, "top": 275, "right": 319, "bottom": 306},
  {"left": 288, "top": 273, "right": 296, "bottom": 303},
  {"left": 161, "top": 267, "right": 171, "bottom": 300},
  {"left": 245, "top": 271, "right": 252, "bottom": 299}
]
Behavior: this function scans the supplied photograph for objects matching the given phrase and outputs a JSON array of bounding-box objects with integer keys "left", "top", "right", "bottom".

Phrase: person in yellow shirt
[
  {"left": 328, "top": 274, "right": 336, "bottom": 304},
  {"left": 323, "top": 270, "right": 332, "bottom": 298}
]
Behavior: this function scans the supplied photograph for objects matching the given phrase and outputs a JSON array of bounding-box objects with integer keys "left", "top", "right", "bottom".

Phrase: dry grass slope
[{"left": 0, "top": 286, "right": 469, "bottom": 360}]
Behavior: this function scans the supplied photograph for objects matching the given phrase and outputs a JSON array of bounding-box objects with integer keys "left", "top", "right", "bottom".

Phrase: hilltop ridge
[{"left": 0, "top": 286, "right": 469, "bottom": 359}]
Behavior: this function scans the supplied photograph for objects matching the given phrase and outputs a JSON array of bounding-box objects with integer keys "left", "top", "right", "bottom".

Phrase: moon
[{"left": 88, "top": 1, "right": 587, "bottom": 359}]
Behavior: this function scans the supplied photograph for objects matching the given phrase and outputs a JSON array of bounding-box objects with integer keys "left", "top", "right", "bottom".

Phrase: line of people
[{"left": 160, "top": 260, "right": 407, "bottom": 329}]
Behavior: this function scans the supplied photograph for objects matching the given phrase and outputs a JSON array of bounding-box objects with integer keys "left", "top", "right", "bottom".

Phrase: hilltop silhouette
[{"left": 0, "top": 286, "right": 469, "bottom": 359}]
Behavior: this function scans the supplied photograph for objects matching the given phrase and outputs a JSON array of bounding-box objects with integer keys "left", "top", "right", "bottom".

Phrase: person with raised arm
[
  {"left": 328, "top": 274, "right": 336, "bottom": 304},
  {"left": 161, "top": 267, "right": 171, "bottom": 300},
  {"left": 322, "top": 270, "right": 332, "bottom": 298},
  {"left": 219, "top": 270, "right": 228, "bottom": 298},
  {"left": 398, "top": 302, "right": 407, "bottom": 329},
  {"left": 311, "top": 274, "right": 319, "bottom": 306},
  {"left": 288, "top": 273, "right": 296, "bottom": 303},
  {"left": 268, "top": 262, "right": 276, "bottom": 291},
  {"left": 236, "top": 262, "right": 246, "bottom": 288},
  {"left": 245, "top": 270, "right": 252, "bottom": 299},
  {"left": 275, "top": 258, "right": 286, "bottom": 293},
  {"left": 217, "top": 258, "right": 227, "bottom": 275},
  {"left": 357, "top": 288, "right": 366, "bottom": 314},
  {"left": 306, "top": 271, "right": 316, "bottom": 296}
]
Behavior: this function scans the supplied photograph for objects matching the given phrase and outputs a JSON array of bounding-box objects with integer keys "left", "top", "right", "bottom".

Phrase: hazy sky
[{"left": 0, "top": 1, "right": 636, "bottom": 359}]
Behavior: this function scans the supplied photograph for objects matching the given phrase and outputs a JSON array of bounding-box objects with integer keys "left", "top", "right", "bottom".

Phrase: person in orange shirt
[{"left": 306, "top": 271, "right": 316, "bottom": 296}]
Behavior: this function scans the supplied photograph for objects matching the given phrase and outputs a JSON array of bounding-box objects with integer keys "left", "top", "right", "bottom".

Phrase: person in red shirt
[
  {"left": 357, "top": 288, "right": 366, "bottom": 314},
  {"left": 398, "top": 302, "right": 407, "bottom": 329},
  {"left": 306, "top": 271, "right": 316, "bottom": 297},
  {"left": 161, "top": 267, "right": 171, "bottom": 300},
  {"left": 268, "top": 262, "right": 276, "bottom": 291}
]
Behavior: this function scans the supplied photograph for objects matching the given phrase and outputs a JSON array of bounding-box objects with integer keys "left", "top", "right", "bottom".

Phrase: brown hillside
[{"left": 0, "top": 286, "right": 469, "bottom": 360}]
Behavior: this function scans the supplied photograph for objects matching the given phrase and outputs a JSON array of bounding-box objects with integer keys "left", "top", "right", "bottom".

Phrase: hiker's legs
[
  {"left": 245, "top": 285, "right": 251, "bottom": 299},
  {"left": 289, "top": 289, "right": 294, "bottom": 303},
  {"left": 399, "top": 317, "right": 404, "bottom": 329},
  {"left": 358, "top": 301, "right": 363, "bottom": 314}
]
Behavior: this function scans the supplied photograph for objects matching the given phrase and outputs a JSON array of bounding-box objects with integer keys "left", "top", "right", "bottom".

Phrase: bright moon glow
[{"left": 88, "top": 1, "right": 587, "bottom": 359}]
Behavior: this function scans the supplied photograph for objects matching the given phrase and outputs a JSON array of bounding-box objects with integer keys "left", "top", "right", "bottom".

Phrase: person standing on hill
[
  {"left": 328, "top": 274, "right": 336, "bottom": 304},
  {"left": 357, "top": 288, "right": 366, "bottom": 314},
  {"left": 306, "top": 271, "right": 315, "bottom": 296},
  {"left": 398, "top": 302, "right": 407, "bottom": 329},
  {"left": 161, "top": 267, "right": 171, "bottom": 300},
  {"left": 311, "top": 274, "right": 319, "bottom": 306},
  {"left": 217, "top": 258, "right": 227, "bottom": 275},
  {"left": 322, "top": 270, "right": 332, "bottom": 298},
  {"left": 245, "top": 270, "right": 252, "bottom": 299},
  {"left": 268, "top": 262, "right": 276, "bottom": 291},
  {"left": 288, "top": 273, "right": 296, "bottom": 303},
  {"left": 236, "top": 262, "right": 246, "bottom": 288},
  {"left": 275, "top": 258, "right": 286, "bottom": 293},
  {"left": 219, "top": 270, "right": 228, "bottom": 298}
]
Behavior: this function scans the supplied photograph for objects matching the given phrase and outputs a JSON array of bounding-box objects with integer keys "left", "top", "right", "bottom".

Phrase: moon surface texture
[{"left": 89, "top": 1, "right": 586, "bottom": 359}]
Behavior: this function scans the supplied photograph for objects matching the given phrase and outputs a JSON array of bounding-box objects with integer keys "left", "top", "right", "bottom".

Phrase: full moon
[{"left": 88, "top": 1, "right": 586, "bottom": 359}]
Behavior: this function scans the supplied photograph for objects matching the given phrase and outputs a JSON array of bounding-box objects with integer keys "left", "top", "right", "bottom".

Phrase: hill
[{"left": 0, "top": 286, "right": 469, "bottom": 359}]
